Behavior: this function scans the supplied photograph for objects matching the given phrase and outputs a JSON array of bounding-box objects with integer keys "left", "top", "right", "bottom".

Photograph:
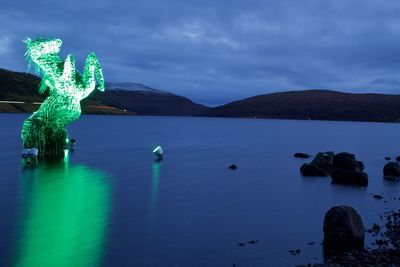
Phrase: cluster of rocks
[
  {"left": 365, "top": 209, "right": 400, "bottom": 252},
  {"left": 321, "top": 209, "right": 400, "bottom": 266},
  {"left": 382, "top": 210, "right": 400, "bottom": 250},
  {"left": 299, "top": 152, "right": 368, "bottom": 186},
  {"left": 322, "top": 248, "right": 400, "bottom": 267},
  {"left": 295, "top": 152, "right": 400, "bottom": 266},
  {"left": 298, "top": 206, "right": 400, "bottom": 267}
]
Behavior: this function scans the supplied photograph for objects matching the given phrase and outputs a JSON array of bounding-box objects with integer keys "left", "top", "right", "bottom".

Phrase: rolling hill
[
  {"left": 210, "top": 90, "right": 400, "bottom": 122},
  {"left": 2, "top": 68, "right": 400, "bottom": 122}
]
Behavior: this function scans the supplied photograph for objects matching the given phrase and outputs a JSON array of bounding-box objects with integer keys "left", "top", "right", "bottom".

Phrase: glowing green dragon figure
[{"left": 21, "top": 37, "right": 105, "bottom": 158}]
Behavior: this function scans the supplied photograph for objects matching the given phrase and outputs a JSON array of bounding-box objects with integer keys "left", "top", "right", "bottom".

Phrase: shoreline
[{"left": 1, "top": 109, "right": 400, "bottom": 124}]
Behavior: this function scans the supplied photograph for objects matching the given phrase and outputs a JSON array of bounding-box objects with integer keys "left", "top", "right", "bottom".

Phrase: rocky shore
[
  {"left": 323, "top": 211, "right": 400, "bottom": 266},
  {"left": 297, "top": 209, "right": 400, "bottom": 267},
  {"left": 296, "top": 152, "right": 400, "bottom": 267},
  {"left": 299, "top": 152, "right": 368, "bottom": 186}
]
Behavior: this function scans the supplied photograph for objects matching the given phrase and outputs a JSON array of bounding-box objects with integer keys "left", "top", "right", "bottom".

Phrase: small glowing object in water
[{"left": 153, "top": 146, "right": 163, "bottom": 161}]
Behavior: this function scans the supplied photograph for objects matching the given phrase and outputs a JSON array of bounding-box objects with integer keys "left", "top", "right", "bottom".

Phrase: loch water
[{"left": 1, "top": 114, "right": 399, "bottom": 267}]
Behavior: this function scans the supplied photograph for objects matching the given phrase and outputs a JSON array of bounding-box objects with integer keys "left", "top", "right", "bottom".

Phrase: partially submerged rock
[
  {"left": 228, "top": 164, "right": 237, "bottom": 170},
  {"left": 300, "top": 152, "right": 334, "bottom": 177},
  {"left": 330, "top": 152, "right": 368, "bottom": 186},
  {"left": 300, "top": 163, "right": 328, "bottom": 176},
  {"left": 373, "top": 194, "right": 384, "bottom": 200},
  {"left": 330, "top": 169, "right": 368, "bottom": 186},
  {"left": 323, "top": 206, "right": 365, "bottom": 252},
  {"left": 332, "top": 152, "right": 364, "bottom": 171},
  {"left": 311, "top": 152, "right": 334, "bottom": 172},
  {"left": 383, "top": 162, "right": 400, "bottom": 181},
  {"left": 294, "top": 152, "right": 311, "bottom": 159}
]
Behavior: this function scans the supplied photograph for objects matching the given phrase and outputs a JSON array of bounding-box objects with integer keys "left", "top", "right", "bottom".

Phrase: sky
[{"left": 1, "top": 0, "right": 400, "bottom": 105}]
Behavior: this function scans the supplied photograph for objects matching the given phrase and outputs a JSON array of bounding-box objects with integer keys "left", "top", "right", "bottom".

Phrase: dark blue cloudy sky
[{"left": 1, "top": 0, "right": 400, "bottom": 105}]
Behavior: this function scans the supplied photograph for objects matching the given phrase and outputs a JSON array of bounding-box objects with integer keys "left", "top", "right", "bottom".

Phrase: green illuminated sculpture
[{"left": 21, "top": 37, "right": 105, "bottom": 158}]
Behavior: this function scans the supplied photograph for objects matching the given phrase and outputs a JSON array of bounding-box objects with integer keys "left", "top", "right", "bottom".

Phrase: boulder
[
  {"left": 331, "top": 169, "right": 368, "bottom": 186},
  {"left": 300, "top": 163, "right": 329, "bottom": 176},
  {"left": 228, "top": 164, "right": 237, "bottom": 170},
  {"left": 311, "top": 152, "right": 334, "bottom": 173},
  {"left": 332, "top": 152, "right": 364, "bottom": 172},
  {"left": 330, "top": 153, "right": 368, "bottom": 186},
  {"left": 383, "top": 162, "right": 400, "bottom": 177},
  {"left": 294, "top": 152, "right": 310, "bottom": 159},
  {"left": 323, "top": 206, "right": 365, "bottom": 252},
  {"left": 300, "top": 152, "right": 334, "bottom": 177}
]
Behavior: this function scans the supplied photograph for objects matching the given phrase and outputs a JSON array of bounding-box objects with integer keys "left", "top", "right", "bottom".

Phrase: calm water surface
[{"left": 1, "top": 114, "right": 400, "bottom": 267}]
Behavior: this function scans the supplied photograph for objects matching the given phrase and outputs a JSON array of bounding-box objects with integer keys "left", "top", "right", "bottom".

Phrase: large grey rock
[{"left": 323, "top": 206, "right": 365, "bottom": 252}]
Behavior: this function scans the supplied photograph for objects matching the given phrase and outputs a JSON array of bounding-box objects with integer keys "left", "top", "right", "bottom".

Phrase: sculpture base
[{"left": 23, "top": 128, "right": 68, "bottom": 159}]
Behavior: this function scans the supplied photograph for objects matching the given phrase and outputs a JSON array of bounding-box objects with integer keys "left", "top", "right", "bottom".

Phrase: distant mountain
[
  {"left": 105, "top": 82, "right": 166, "bottom": 94},
  {"left": 210, "top": 89, "right": 400, "bottom": 122},
  {"left": 101, "top": 82, "right": 209, "bottom": 115},
  {"left": 89, "top": 89, "right": 209, "bottom": 116}
]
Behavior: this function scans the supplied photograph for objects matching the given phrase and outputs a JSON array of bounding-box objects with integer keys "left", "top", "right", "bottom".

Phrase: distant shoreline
[{"left": 2, "top": 109, "right": 399, "bottom": 124}]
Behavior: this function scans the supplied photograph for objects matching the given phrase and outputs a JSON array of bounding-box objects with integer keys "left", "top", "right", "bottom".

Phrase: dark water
[{"left": 1, "top": 114, "right": 399, "bottom": 267}]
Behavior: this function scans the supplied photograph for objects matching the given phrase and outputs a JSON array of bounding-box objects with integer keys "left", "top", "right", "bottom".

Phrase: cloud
[
  {"left": 1, "top": 0, "right": 400, "bottom": 105},
  {"left": 0, "top": 36, "right": 11, "bottom": 55}
]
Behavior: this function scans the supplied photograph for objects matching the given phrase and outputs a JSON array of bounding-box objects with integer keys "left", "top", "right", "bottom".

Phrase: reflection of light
[
  {"left": 16, "top": 161, "right": 110, "bottom": 267},
  {"left": 149, "top": 161, "right": 161, "bottom": 229},
  {"left": 64, "top": 149, "right": 69, "bottom": 162},
  {"left": 151, "top": 161, "right": 160, "bottom": 207}
]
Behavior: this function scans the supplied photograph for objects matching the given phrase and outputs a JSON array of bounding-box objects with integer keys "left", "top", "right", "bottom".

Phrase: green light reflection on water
[
  {"left": 16, "top": 161, "right": 110, "bottom": 267},
  {"left": 151, "top": 161, "right": 160, "bottom": 208},
  {"left": 148, "top": 161, "right": 161, "bottom": 231}
]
